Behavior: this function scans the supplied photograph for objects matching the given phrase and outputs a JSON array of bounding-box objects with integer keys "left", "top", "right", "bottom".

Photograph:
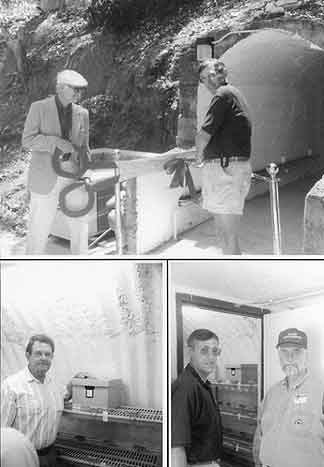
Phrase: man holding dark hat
[
  {"left": 22, "top": 69, "right": 90, "bottom": 254},
  {"left": 253, "top": 328, "right": 324, "bottom": 467}
]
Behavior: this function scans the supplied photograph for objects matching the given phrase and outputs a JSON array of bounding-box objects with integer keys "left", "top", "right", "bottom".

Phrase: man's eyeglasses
[{"left": 200, "top": 347, "right": 222, "bottom": 357}]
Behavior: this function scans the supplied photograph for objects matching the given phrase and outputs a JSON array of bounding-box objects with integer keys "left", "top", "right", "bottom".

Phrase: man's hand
[
  {"left": 64, "top": 372, "right": 96, "bottom": 401},
  {"left": 193, "top": 156, "right": 204, "bottom": 168},
  {"left": 73, "top": 372, "right": 95, "bottom": 379},
  {"left": 55, "top": 137, "right": 75, "bottom": 155}
]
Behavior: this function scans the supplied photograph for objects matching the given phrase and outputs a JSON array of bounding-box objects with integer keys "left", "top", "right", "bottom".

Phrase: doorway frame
[{"left": 175, "top": 292, "right": 271, "bottom": 399}]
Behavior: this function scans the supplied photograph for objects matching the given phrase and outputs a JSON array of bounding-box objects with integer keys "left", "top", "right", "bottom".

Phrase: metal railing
[
  {"left": 87, "top": 149, "right": 123, "bottom": 254},
  {"left": 252, "top": 162, "right": 282, "bottom": 255},
  {"left": 81, "top": 151, "right": 282, "bottom": 255}
]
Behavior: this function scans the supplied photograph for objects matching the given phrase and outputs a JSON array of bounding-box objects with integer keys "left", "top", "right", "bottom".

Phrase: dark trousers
[{"left": 37, "top": 445, "right": 57, "bottom": 467}]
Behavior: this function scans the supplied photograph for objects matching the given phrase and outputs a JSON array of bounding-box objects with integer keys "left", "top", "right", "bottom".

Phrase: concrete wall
[{"left": 136, "top": 168, "right": 210, "bottom": 253}]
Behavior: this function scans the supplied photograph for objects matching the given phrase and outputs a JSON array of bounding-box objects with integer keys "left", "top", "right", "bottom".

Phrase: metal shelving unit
[
  {"left": 63, "top": 405, "right": 163, "bottom": 425},
  {"left": 56, "top": 438, "right": 160, "bottom": 467}
]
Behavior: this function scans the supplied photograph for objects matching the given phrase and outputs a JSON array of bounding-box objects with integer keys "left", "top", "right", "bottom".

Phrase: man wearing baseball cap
[
  {"left": 22, "top": 69, "right": 90, "bottom": 254},
  {"left": 253, "top": 328, "right": 324, "bottom": 467}
]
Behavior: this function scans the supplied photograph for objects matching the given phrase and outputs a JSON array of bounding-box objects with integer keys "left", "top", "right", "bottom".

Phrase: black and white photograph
[
  {"left": 2, "top": 1, "right": 324, "bottom": 467},
  {"left": 1, "top": 260, "right": 164, "bottom": 467},
  {"left": 1, "top": 1, "right": 324, "bottom": 255},
  {"left": 170, "top": 260, "right": 324, "bottom": 467}
]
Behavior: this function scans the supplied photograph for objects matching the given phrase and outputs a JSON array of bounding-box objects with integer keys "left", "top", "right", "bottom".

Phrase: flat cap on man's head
[
  {"left": 276, "top": 328, "right": 308, "bottom": 349},
  {"left": 57, "top": 69, "right": 88, "bottom": 88}
]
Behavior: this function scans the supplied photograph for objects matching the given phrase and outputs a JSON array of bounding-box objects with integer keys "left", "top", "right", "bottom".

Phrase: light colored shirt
[
  {"left": 1, "top": 427, "right": 39, "bottom": 467},
  {"left": 258, "top": 372, "right": 324, "bottom": 467},
  {"left": 1, "top": 367, "right": 64, "bottom": 450}
]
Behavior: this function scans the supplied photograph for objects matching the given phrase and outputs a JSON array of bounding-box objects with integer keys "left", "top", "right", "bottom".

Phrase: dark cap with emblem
[{"left": 276, "top": 328, "right": 307, "bottom": 349}]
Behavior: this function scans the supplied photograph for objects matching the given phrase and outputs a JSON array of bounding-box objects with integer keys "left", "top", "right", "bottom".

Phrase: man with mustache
[
  {"left": 171, "top": 329, "right": 223, "bottom": 467},
  {"left": 1, "top": 334, "right": 73, "bottom": 467},
  {"left": 253, "top": 328, "right": 324, "bottom": 467}
]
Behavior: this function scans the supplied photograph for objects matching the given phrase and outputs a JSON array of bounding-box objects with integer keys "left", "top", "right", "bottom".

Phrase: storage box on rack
[
  {"left": 71, "top": 377, "right": 123, "bottom": 411},
  {"left": 217, "top": 383, "right": 258, "bottom": 415},
  {"left": 225, "top": 364, "right": 257, "bottom": 384}
]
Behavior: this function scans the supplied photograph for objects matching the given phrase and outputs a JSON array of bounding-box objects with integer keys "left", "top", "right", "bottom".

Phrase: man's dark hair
[
  {"left": 26, "top": 334, "right": 55, "bottom": 354},
  {"left": 198, "top": 58, "right": 227, "bottom": 77},
  {"left": 187, "top": 329, "right": 219, "bottom": 348}
]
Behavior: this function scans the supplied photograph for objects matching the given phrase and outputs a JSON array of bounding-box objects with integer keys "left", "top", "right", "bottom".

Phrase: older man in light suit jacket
[{"left": 22, "top": 69, "right": 90, "bottom": 254}]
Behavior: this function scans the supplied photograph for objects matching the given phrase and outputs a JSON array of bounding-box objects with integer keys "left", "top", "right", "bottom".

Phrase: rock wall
[{"left": 2, "top": 0, "right": 324, "bottom": 155}]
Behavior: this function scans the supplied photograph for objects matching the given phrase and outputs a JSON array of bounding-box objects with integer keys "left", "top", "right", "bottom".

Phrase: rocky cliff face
[{"left": 1, "top": 0, "right": 324, "bottom": 152}]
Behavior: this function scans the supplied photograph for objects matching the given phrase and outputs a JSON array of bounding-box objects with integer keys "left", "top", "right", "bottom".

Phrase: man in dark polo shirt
[
  {"left": 196, "top": 58, "right": 252, "bottom": 255},
  {"left": 171, "top": 329, "right": 223, "bottom": 467}
]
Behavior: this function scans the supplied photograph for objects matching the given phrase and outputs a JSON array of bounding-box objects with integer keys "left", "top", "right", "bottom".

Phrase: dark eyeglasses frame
[{"left": 65, "top": 84, "right": 84, "bottom": 93}]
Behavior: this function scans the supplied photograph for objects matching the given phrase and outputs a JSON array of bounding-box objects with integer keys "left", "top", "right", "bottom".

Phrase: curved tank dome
[{"left": 197, "top": 29, "right": 324, "bottom": 171}]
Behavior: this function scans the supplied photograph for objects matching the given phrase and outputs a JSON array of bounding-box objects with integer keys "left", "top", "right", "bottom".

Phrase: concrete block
[
  {"left": 276, "top": 0, "right": 303, "bottom": 10},
  {"left": 303, "top": 177, "right": 324, "bottom": 254}
]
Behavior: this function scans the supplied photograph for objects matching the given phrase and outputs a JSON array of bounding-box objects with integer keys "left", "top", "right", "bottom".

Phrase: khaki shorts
[{"left": 201, "top": 159, "right": 252, "bottom": 215}]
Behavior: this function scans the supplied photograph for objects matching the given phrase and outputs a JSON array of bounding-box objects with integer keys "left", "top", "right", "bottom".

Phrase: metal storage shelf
[
  {"left": 63, "top": 404, "right": 163, "bottom": 425},
  {"left": 56, "top": 438, "right": 160, "bottom": 467},
  {"left": 223, "top": 435, "right": 252, "bottom": 454},
  {"left": 216, "top": 383, "right": 257, "bottom": 391},
  {"left": 220, "top": 410, "right": 257, "bottom": 421}
]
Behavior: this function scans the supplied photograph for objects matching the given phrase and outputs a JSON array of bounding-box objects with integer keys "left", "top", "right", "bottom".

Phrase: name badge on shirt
[{"left": 294, "top": 393, "right": 308, "bottom": 405}]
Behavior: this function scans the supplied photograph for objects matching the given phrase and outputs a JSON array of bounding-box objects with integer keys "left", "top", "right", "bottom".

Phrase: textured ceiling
[
  {"left": 223, "top": 29, "right": 324, "bottom": 86},
  {"left": 170, "top": 260, "right": 324, "bottom": 310}
]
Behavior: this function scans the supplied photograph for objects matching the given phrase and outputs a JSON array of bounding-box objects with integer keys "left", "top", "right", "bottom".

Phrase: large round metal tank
[{"left": 197, "top": 29, "right": 324, "bottom": 171}]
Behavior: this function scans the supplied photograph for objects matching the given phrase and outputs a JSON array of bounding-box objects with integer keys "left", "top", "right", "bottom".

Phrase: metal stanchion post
[
  {"left": 252, "top": 162, "right": 282, "bottom": 255},
  {"left": 114, "top": 149, "right": 123, "bottom": 255},
  {"left": 266, "top": 162, "right": 282, "bottom": 255}
]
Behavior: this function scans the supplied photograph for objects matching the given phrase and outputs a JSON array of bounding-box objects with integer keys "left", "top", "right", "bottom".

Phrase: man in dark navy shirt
[
  {"left": 196, "top": 59, "right": 252, "bottom": 255},
  {"left": 171, "top": 329, "right": 223, "bottom": 467}
]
